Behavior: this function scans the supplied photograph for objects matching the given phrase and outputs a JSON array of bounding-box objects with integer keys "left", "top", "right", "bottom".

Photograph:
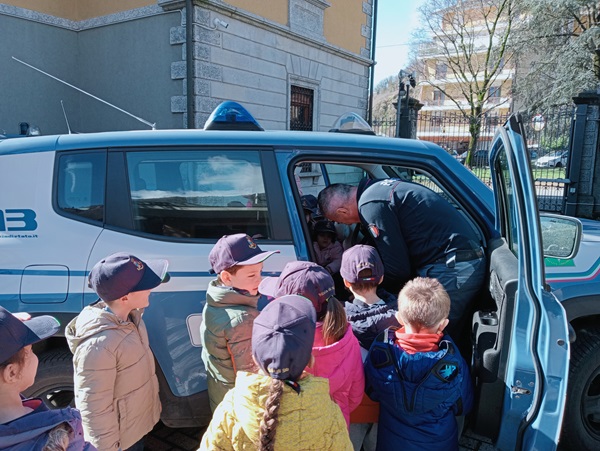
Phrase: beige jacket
[{"left": 66, "top": 301, "right": 161, "bottom": 451}]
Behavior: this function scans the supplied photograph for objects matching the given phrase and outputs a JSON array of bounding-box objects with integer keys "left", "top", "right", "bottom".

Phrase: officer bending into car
[{"left": 318, "top": 178, "right": 486, "bottom": 338}]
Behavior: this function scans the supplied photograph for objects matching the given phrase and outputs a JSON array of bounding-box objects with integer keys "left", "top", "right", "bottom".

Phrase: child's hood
[
  {"left": 230, "top": 372, "right": 270, "bottom": 445},
  {"left": 206, "top": 279, "right": 260, "bottom": 308},
  {"left": 65, "top": 301, "right": 138, "bottom": 352},
  {"left": 0, "top": 402, "right": 89, "bottom": 450}
]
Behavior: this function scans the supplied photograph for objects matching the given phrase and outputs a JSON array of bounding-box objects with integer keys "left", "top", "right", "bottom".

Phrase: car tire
[
  {"left": 560, "top": 328, "right": 600, "bottom": 449},
  {"left": 23, "top": 348, "right": 75, "bottom": 409},
  {"left": 556, "top": 162, "right": 562, "bottom": 168}
]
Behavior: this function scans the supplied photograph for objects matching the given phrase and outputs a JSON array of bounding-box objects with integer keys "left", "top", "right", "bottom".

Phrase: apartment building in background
[
  {"left": 1, "top": 0, "right": 373, "bottom": 135},
  {"left": 414, "top": 2, "right": 514, "bottom": 152}
]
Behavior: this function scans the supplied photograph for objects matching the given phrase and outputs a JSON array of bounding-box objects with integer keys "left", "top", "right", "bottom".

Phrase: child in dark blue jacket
[
  {"left": 341, "top": 245, "right": 399, "bottom": 451},
  {"left": 364, "top": 277, "right": 473, "bottom": 451},
  {"left": 342, "top": 245, "right": 399, "bottom": 353}
]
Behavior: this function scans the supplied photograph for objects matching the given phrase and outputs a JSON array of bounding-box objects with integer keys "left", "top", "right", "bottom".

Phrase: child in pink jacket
[{"left": 260, "top": 261, "right": 364, "bottom": 427}]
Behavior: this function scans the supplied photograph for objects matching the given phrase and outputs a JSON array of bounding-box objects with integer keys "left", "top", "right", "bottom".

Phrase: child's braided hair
[{"left": 259, "top": 378, "right": 284, "bottom": 451}]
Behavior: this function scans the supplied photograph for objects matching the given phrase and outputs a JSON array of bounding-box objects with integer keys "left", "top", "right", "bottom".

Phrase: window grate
[{"left": 290, "top": 86, "right": 314, "bottom": 131}]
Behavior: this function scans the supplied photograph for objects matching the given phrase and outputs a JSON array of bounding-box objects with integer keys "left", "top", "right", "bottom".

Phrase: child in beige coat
[{"left": 66, "top": 252, "right": 169, "bottom": 451}]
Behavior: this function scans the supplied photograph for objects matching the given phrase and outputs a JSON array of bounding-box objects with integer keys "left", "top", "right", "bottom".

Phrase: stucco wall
[
  {"left": 169, "top": 6, "right": 370, "bottom": 130},
  {"left": 1, "top": 1, "right": 371, "bottom": 133},
  {"left": 76, "top": 12, "right": 182, "bottom": 132},
  {"left": 3, "top": 0, "right": 154, "bottom": 21},
  {"left": 226, "top": 0, "right": 287, "bottom": 26},
  {"left": 1, "top": 15, "right": 80, "bottom": 135},
  {"left": 324, "top": 0, "right": 368, "bottom": 56},
  {"left": 5, "top": 1, "right": 367, "bottom": 55},
  {"left": 0, "top": 10, "right": 181, "bottom": 134}
]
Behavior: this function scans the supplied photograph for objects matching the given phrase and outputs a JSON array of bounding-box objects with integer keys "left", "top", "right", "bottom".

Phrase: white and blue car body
[{"left": 1, "top": 105, "right": 599, "bottom": 449}]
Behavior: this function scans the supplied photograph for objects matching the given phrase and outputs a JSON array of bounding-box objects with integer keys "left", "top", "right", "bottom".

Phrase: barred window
[{"left": 290, "top": 86, "right": 314, "bottom": 131}]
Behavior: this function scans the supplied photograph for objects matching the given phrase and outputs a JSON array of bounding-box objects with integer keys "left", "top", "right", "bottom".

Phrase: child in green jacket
[
  {"left": 200, "top": 295, "right": 352, "bottom": 451},
  {"left": 200, "top": 233, "right": 279, "bottom": 412}
]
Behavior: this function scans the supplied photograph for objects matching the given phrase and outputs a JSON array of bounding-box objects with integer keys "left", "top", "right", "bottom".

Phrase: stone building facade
[{"left": 1, "top": 0, "right": 373, "bottom": 134}]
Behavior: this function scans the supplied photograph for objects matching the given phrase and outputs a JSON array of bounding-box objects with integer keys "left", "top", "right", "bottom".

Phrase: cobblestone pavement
[{"left": 146, "top": 422, "right": 495, "bottom": 450}]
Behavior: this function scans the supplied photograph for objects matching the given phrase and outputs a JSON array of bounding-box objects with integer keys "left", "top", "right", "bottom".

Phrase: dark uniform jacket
[{"left": 356, "top": 177, "right": 480, "bottom": 292}]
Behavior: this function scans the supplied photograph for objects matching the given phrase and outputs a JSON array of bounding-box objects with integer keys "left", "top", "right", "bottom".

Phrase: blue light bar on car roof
[{"left": 203, "top": 101, "right": 264, "bottom": 131}]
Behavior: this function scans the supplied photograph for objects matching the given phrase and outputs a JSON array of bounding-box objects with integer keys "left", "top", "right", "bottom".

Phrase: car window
[
  {"left": 388, "top": 165, "right": 466, "bottom": 209},
  {"left": 493, "top": 143, "right": 519, "bottom": 257},
  {"left": 293, "top": 159, "right": 483, "bottom": 252},
  {"left": 125, "top": 150, "right": 271, "bottom": 239},
  {"left": 294, "top": 160, "right": 475, "bottom": 218},
  {"left": 56, "top": 151, "right": 106, "bottom": 223},
  {"left": 323, "top": 164, "right": 366, "bottom": 185}
]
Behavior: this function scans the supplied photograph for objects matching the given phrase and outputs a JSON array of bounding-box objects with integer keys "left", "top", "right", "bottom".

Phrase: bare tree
[
  {"left": 513, "top": 1, "right": 600, "bottom": 110},
  {"left": 414, "top": 0, "right": 516, "bottom": 166}
]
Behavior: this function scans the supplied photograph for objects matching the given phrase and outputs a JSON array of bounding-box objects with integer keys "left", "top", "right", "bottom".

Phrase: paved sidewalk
[
  {"left": 146, "top": 422, "right": 496, "bottom": 450},
  {"left": 145, "top": 423, "right": 204, "bottom": 450}
]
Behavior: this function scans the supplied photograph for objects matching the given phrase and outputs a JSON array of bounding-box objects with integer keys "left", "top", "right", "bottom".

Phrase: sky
[{"left": 373, "top": 0, "right": 426, "bottom": 87}]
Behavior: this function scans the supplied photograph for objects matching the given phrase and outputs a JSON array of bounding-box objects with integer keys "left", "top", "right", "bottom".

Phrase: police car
[{"left": 1, "top": 103, "right": 599, "bottom": 450}]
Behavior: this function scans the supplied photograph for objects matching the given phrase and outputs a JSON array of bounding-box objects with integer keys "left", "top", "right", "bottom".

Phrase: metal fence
[{"left": 372, "top": 105, "right": 575, "bottom": 212}]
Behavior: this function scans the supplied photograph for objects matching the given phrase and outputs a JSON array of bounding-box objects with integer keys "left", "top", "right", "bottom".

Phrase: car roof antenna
[
  {"left": 60, "top": 100, "right": 72, "bottom": 134},
  {"left": 12, "top": 56, "right": 156, "bottom": 130}
]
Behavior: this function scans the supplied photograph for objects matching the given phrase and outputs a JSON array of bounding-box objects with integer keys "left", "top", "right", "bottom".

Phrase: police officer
[{"left": 318, "top": 178, "right": 486, "bottom": 336}]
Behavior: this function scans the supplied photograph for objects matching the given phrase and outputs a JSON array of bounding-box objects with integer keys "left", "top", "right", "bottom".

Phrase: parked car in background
[
  {"left": 471, "top": 149, "right": 490, "bottom": 167},
  {"left": 450, "top": 149, "right": 466, "bottom": 164},
  {"left": 535, "top": 150, "right": 569, "bottom": 168}
]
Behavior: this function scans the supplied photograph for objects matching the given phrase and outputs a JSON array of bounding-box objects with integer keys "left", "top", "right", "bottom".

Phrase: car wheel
[
  {"left": 556, "top": 162, "right": 562, "bottom": 168},
  {"left": 23, "top": 348, "right": 75, "bottom": 409},
  {"left": 560, "top": 328, "right": 600, "bottom": 449}
]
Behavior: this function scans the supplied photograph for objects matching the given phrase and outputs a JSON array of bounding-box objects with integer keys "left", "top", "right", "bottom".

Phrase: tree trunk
[{"left": 465, "top": 105, "right": 483, "bottom": 167}]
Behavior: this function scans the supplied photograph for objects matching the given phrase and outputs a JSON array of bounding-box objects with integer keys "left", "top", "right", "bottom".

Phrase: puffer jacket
[
  {"left": 305, "top": 323, "right": 364, "bottom": 427},
  {"left": 313, "top": 241, "right": 343, "bottom": 274},
  {"left": 200, "top": 280, "right": 263, "bottom": 411},
  {"left": 199, "top": 372, "right": 353, "bottom": 450},
  {"left": 344, "top": 297, "right": 399, "bottom": 350},
  {"left": 364, "top": 329, "right": 473, "bottom": 451},
  {"left": 66, "top": 302, "right": 161, "bottom": 451},
  {"left": 0, "top": 398, "right": 96, "bottom": 450}
]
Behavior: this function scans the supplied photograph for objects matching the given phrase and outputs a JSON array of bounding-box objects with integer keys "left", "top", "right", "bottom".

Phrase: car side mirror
[{"left": 540, "top": 213, "right": 582, "bottom": 259}]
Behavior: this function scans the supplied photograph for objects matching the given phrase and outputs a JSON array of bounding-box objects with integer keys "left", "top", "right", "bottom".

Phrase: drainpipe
[
  {"left": 367, "top": 0, "right": 378, "bottom": 125},
  {"left": 186, "top": 0, "right": 194, "bottom": 129}
]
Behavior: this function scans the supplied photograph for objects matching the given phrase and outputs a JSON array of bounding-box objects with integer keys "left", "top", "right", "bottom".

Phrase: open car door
[{"left": 471, "top": 114, "right": 570, "bottom": 450}]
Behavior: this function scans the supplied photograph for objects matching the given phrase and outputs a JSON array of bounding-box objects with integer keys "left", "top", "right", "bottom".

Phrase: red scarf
[{"left": 394, "top": 326, "right": 441, "bottom": 354}]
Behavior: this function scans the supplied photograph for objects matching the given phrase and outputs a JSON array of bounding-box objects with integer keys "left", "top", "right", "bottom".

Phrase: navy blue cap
[
  {"left": 313, "top": 219, "right": 337, "bottom": 236},
  {"left": 301, "top": 194, "right": 319, "bottom": 214},
  {"left": 340, "top": 245, "right": 384, "bottom": 283},
  {"left": 88, "top": 252, "right": 169, "bottom": 302},
  {"left": 252, "top": 294, "right": 316, "bottom": 381},
  {"left": 259, "top": 261, "right": 335, "bottom": 315},
  {"left": 209, "top": 234, "right": 279, "bottom": 274},
  {"left": 0, "top": 307, "right": 60, "bottom": 363}
]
